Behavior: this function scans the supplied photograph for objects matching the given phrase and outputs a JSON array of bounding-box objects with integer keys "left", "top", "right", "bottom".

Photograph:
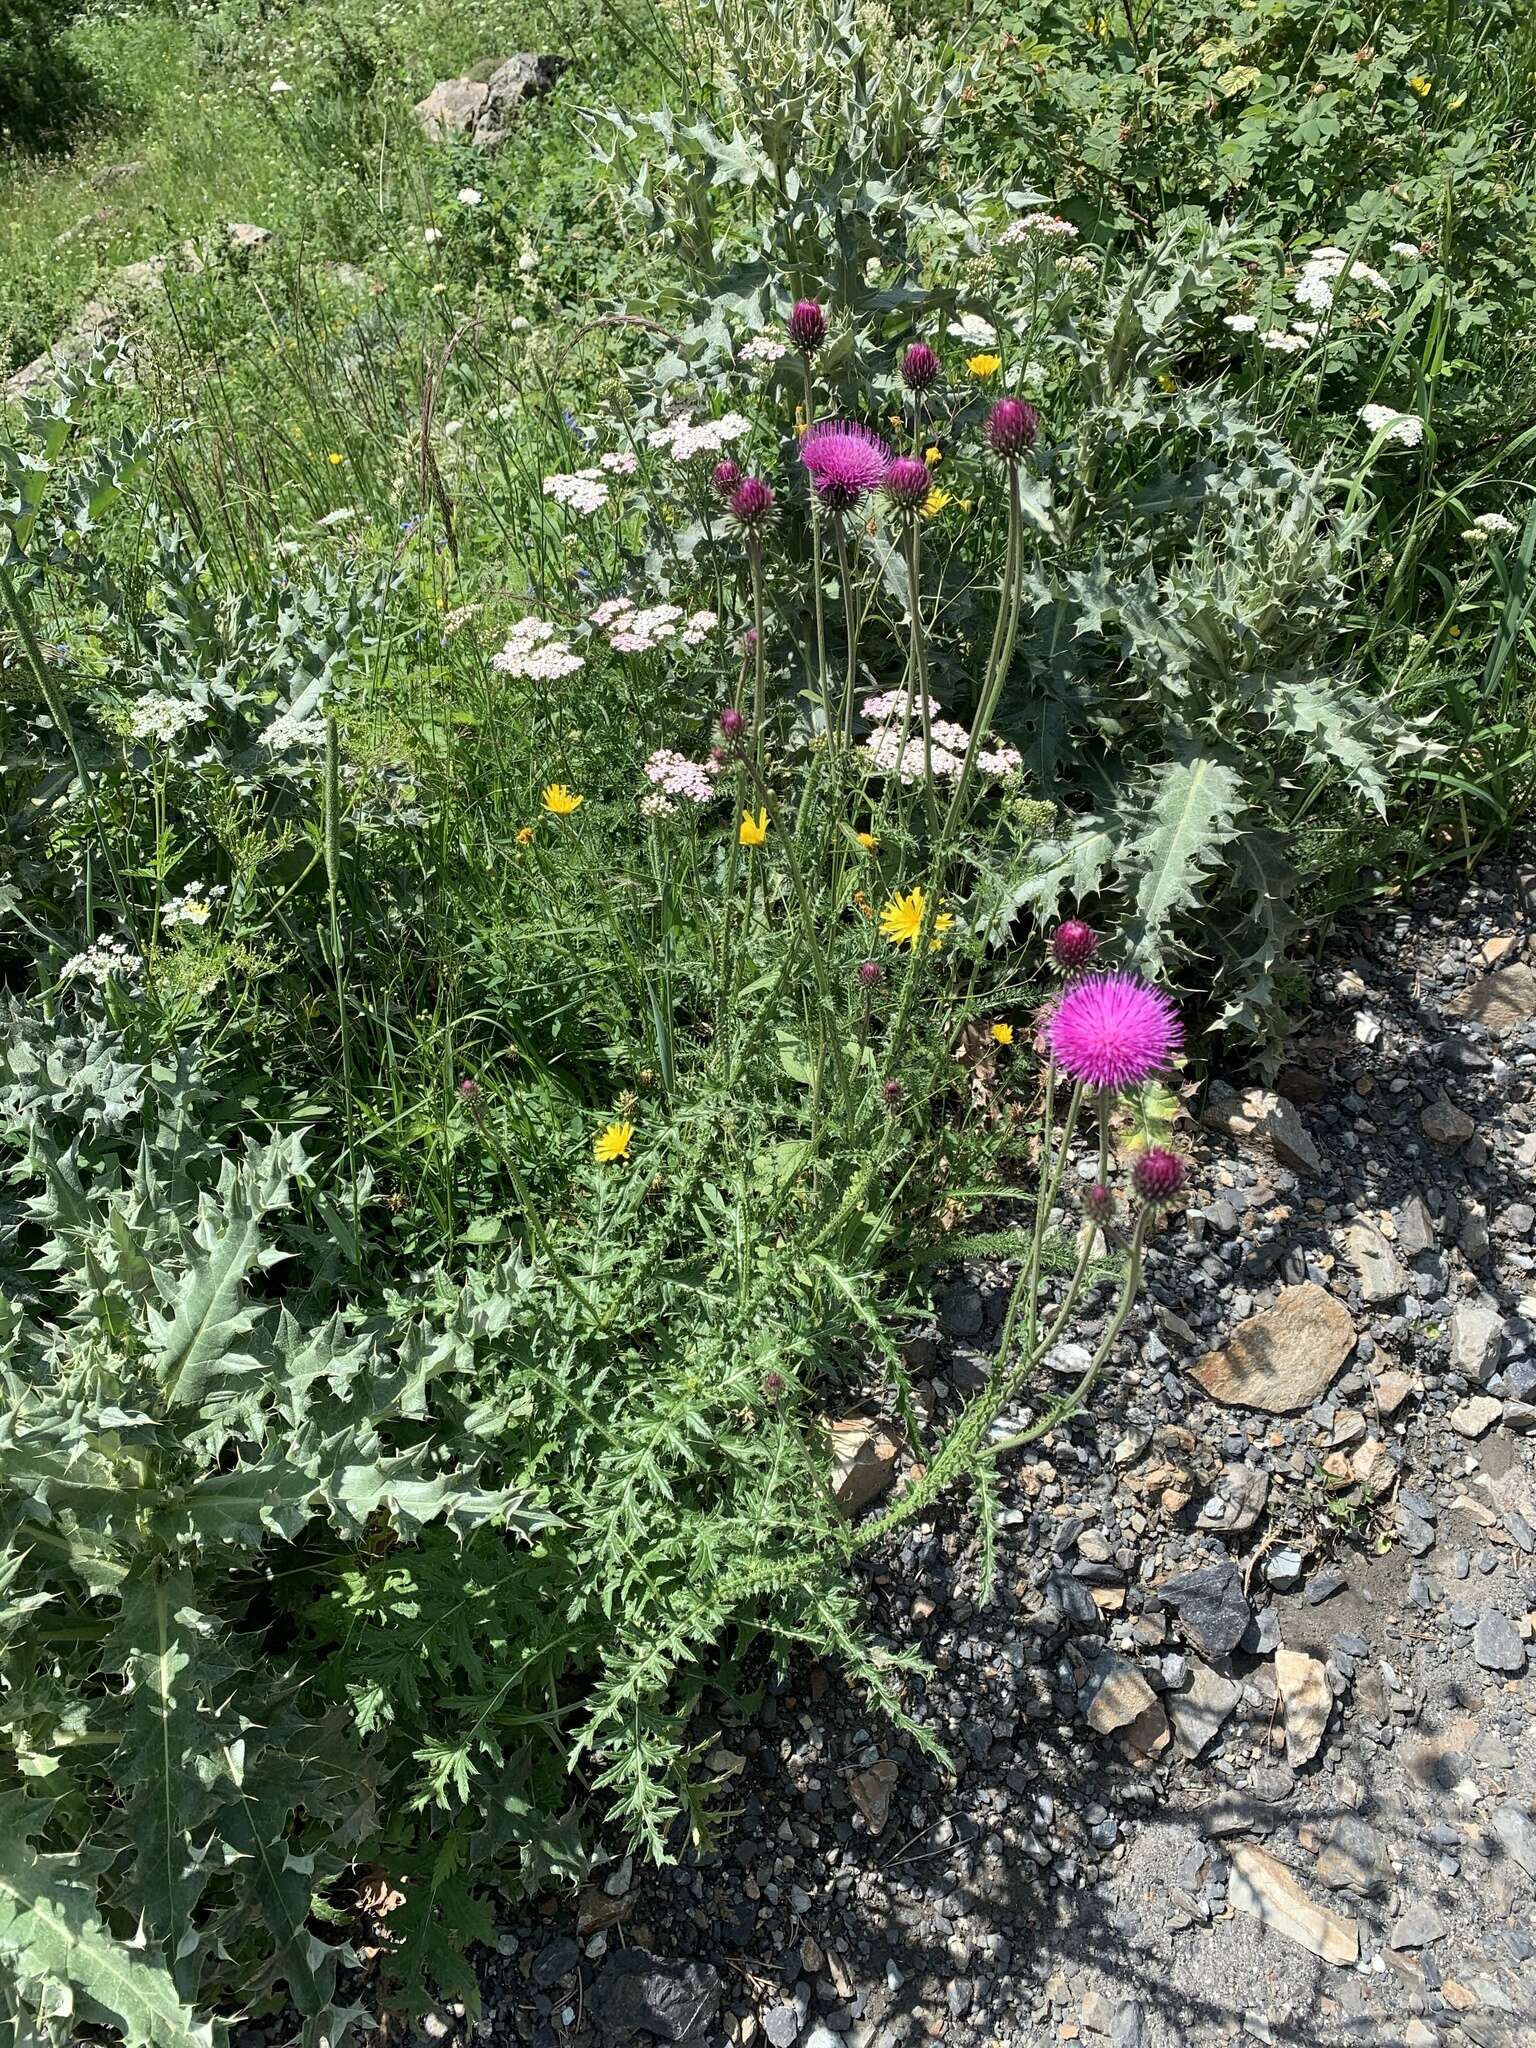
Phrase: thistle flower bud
[
  {"left": 711, "top": 458, "right": 742, "bottom": 498},
  {"left": 881, "top": 1078, "right": 905, "bottom": 1106},
  {"left": 1052, "top": 919, "right": 1099, "bottom": 970},
  {"left": 883, "top": 454, "right": 933, "bottom": 512},
  {"left": 728, "top": 476, "right": 776, "bottom": 528},
  {"left": 1085, "top": 1182, "right": 1113, "bottom": 1218},
  {"left": 1132, "top": 1147, "right": 1187, "bottom": 1204},
  {"left": 788, "top": 298, "right": 828, "bottom": 356},
  {"left": 901, "top": 341, "right": 941, "bottom": 392},
  {"left": 856, "top": 959, "right": 884, "bottom": 987},
  {"left": 985, "top": 396, "right": 1040, "bottom": 459},
  {"left": 719, "top": 707, "right": 746, "bottom": 737},
  {"left": 762, "top": 1370, "right": 785, "bottom": 1399}
]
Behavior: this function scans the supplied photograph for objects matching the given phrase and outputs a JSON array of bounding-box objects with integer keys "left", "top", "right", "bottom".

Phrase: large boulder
[{"left": 413, "top": 55, "right": 566, "bottom": 149}]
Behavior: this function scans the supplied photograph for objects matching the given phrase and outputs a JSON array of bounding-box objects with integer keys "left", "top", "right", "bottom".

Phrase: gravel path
[{"left": 478, "top": 858, "right": 1536, "bottom": 2048}]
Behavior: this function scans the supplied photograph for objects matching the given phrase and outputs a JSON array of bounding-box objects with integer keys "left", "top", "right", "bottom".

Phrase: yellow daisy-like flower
[
  {"left": 516, "top": 825, "right": 535, "bottom": 844},
  {"left": 921, "top": 488, "right": 952, "bottom": 519},
  {"left": 990, "top": 1021, "right": 1014, "bottom": 1046},
  {"left": 924, "top": 445, "right": 943, "bottom": 466},
  {"left": 879, "top": 886, "right": 954, "bottom": 950},
  {"left": 328, "top": 451, "right": 344, "bottom": 466},
  {"left": 966, "top": 353, "right": 1002, "bottom": 379},
  {"left": 593, "top": 1121, "right": 634, "bottom": 1164},
  {"left": 1408, "top": 73, "right": 1431, "bottom": 96},
  {"left": 856, "top": 830, "right": 879, "bottom": 850},
  {"left": 542, "top": 783, "right": 583, "bottom": 816},
  {"left": 738, "top": 808, "right": 769, "bottom": 846}
]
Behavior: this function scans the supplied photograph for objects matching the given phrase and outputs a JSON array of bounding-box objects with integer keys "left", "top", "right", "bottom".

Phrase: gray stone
[
  {"left": 1396, "top": 1195, "right": 1438, "bottom": 1258},
  {"left": 1449, "top": 1394, "right": 1501, "bottom": 1439},
  {"left": 1492, "top": 1805, "right": 1536, "bottom": 1877},
  {"left": 1316, "top": 1816, "right": 1391, "bottom": 1897},
  {"left": 1389, "top": 1901, "right": 1449, "bottom": 1950},
  {"left": 414, "top": 54, "right": 567, "bottom": 149},
  {"left": 1343, "top": 1222, "right": 1407, "bottom": 1305},
  {"left": 1110, "top": 2003, "right": 1146, "bottom": 2048},
  {"left": 1158, "top": 1561, "right": 1252, "bottom": 1657},
  {"left": 1421, "top": 1092, "right": 1474, "bottom": 1147},
  {"left": 1201, "top": 1087, "right": 1322, "bottom": 1175},
  {"left": 763, "top": 2006, "right": 802, "bottom": 2048},
  {"left": 1452, "top": 1300, "right": 1505, "bottom": 1384},
  {"left": 1472, "top": 1610, "right": 1526, "bottom": 1674},
  {"left": 531, "top": 1938, "right": 581, "bottom": 1988},
  {"left": 1166, "top": 1656, "right": 1242, "bottom": 1759},
  {"left": 589, "top": 1951, "right": 722, "bottom": 2040}
]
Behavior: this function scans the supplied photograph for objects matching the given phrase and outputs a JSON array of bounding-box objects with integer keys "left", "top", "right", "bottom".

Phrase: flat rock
[
  {"left": 1373, "top": 1368, "right": 1416, "bottom": 1416},
  {"left": 1201, "top": 1087, "right": 1322, "bottom": 1175},
  {"left": 1390, "top": 1901, "right": 1449, "bottom": 1950},
  {"left": 1396, "top": 1195, "right": 1438, "bottom": 1257},
  {"left": 1450, "top": 962, "right": 1536, "bottom": 1032},
  {"left": 825, "top": 1416, "right": 902, "bottom": 1511},
  {"left": 1157, "top": 1560, "right": 1252, "bottom": 1657},
  {"left": 1275, "top": 1648, "right": 1331, "bottom": 1766},
  {"left": 1166, "top": 1656, "right": 1242, "bottom": 1759},
  {"left": 1190, "top": 1283, "right": 1356, "bottom": 1414},
  {"left": 1315, "top": 1815, "right": 1391, "bottom": 1897},
  {"left": 1491, "top": 1806, "right": 1536, "bottom": 1877},
  {"left": 1448, "top": 1395, "right": 1501, "bottom": 1439},
  {"left": 414, "top": 54, "right": 567, "bottom": 148},
  {"left": 1452, "top": 1300, "right": 1504, "bottom": 1383},
  {"left": 1472, "top": 1610, "right": 1526, "bottom": 1674},
  {"left": 1228, "top": 1843, "right": 1359, "bottom": 1965},
  {"left": 848, "top": 1759, "right": 898, "bottom": 1835},
  {"left": 589, "top": 1950, "right": 722, "bottom": 2039},
  {"left": 1195, "top": 1462, "right": 1269, "bottom": 1534},
  {"left": 1342, "top": 1222, "right": 1408, "bottom": 1305},
  {"left": 1082, "top": 1655, "right": 1158, "bottom": 1736}
]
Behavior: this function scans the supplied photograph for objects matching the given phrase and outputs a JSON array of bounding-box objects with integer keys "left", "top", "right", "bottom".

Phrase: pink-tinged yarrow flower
[
  {"left": 1047, "top": 971, "right": 1183, "bottom": 1092},
  {"left": 719, "top": 707, "right": 746, "bottom": 738},
  {"left": 789, "top": 299, "right": 828, "bottom": 356},
  {"left": 901, "top": 342, "right": 941, "bottom": 392},
  {"left": 800, "top": 420, "right": 891, "bottom": 512},
  {"left": 985, "top": 397, "right": 1040, "bottom": 459},
  {"left": 856, "top": 959, "right": 884, "bottom": 987},
  {"left": 1133, "top": 1147, "right": 1187, "bottom": 1203},
  {"left": 884, "top": 454, "right": 933, "bottom": 512},
  {"left": 728, "top": 476, "right": 776, "bottom": 528},
  {"left": 712, "top": 458, "right": 742, "bottom": 498},
  {"left": 1052, "top": 919, "right": 1099, "bottom": 970}
]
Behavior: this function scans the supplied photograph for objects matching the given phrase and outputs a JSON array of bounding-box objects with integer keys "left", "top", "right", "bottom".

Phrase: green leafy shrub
[{"left": 0, "top": 0, "right": 95, "bottom": 151}]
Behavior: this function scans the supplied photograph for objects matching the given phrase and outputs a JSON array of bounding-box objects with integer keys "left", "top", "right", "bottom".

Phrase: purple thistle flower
[
  {"left": 719, "top": 706, "right": 745, "bottom": 737},
  {"left": 800, "top": 420, "right": 891, "bottom": 512},
  {"left": 712, "top": 458, "right": 742, "bottom": 498},
  {"left": 901, "top": 342, "right": 941, "bottom": 392},
  {"left": 1132, "top": 1147, "right": 1187, "bottom": 1204},
  {"left": 1047, "top": 970, "right": 1182, "bottom": 1093},
  {"left": 789, "top": 299, "right": 828, "bottom": 356},
  {"left": 985, "top": 397, "right": 1040, "bottom": 459},
  {"left": 856, "top": 959, "right": 884, "bottom": 987},
  {"left": 728, "top": 476, "right": 776, "bottom": 528},
  {"left": 883, "top": 454, "right": 933, "bottom": 512},
  {"left": 881, "top": 1077, "right": 905, "bottom": 1107},
  {"left": 1085, "top": 1182, "right": 1113, "bottom": 1218},
  {"left": 1052, "top": 919, "right": 1099, "bottom": 970}
]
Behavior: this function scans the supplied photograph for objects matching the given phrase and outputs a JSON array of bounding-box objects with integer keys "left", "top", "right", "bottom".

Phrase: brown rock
[
  {"left": 825, "top": 1417, "right": 902, "bottom": 1510},
  {"left": 1276, "top": 1648, "right": 1331, "bottom": 1766},
  {"left": 1190, "top": 1283, "right": 1357, "bottom": 1414},
  {"left": 848, "top": 1759, "right": 898, "bottom": 1835},
  {"left": 1448, "top": 1394, "right": 1501, "bottom": 1440},
  {"left": 1082, "top": 1656, "right": 1158, "bottom": 1736},
  {"left": 1450, "top": 963, "right": 1536, "bottom": 1033},
  {"left": 1373, "top": 1369, "right": 1416, "bottom": 1417},
  {"left": 1229, "top": 1843, "right": 1359, "bottom": 1965}
]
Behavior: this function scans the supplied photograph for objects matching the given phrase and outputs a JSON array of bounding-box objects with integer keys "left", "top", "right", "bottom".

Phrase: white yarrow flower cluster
[
  {"left": 160, "top": 881, "right": 227, "bottom": 929},
  {"left": 61, "top": 938, "right": 143, "bottom": 988},
  {"left": 589, "top": 598, "right": 714, "bottom": 655},
  {"left": 1359, "top": 404, "right": 1425, "bottom": 448},
  {"left": 600, "top": 450, "right": 639, "bottom": 475},
  {"left": 1261, "top": 328, "right": 1311, "bottom": 355},
  {"left": 457, "top": 187, "right": 483, "bottom": 206},
  {"left": 542, "top": 469, "right": 611, "bottom": 515},
  {"left": 739, "top": 335, "right": 788, "bottom": 365},
  {"left": 646, "top": 412, "right": 752, "bottom": 462},
  {"left": 1222, "top": 312, "right": 1259, "bottom": 333},
  {"left": 643, "top": 748, "right": 721, "bottom": 803},
  {"left": 1463, "top": 511, "right": 1518, "bottom": 541},
  {"left": 491, "top": 617, "right": 584, "bottom": 680},
  {"left": 1390, "top": 240, "right": 1423, "bottom": 258},
  {"left": 1000, "top": 212, "right": 1079, "bottom": 244},
  {"left": 128, "top": 695, "right": 206, "bottom": 745},
  {"left": 946, "top": 312, "right": 998, "bottom": 348},
  {"left": 263, "top": 708, "right": 329, "bottom": 751},
  {"left": 1292, "top": 245, "right": 1391, "bottom": 314},
  {"left": 858, "top": 691, "right": 1021, "bottom": 785}
]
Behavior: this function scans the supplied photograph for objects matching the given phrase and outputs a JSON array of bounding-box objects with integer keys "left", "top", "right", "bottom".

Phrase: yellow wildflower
[
  {"left": 856, "top": 830, "right": 879, "bottom": 850},
  {"left": 966, "top": 353, "right": 1002, "bottom": 379},
  {"left": 738, "top": 808, "right": 769, "bottom": 846},
  {"left": 990, "top": 1021, "right": 1014, "bottom": 1046},
  {"left": 921, "top": 488, "right": 952, "bottom": 519},
  {"left": 593, "top": 1121, "right": 634, "bottom": 1164},
  {"left": 1408, "top": 73, "right": 1431, "bottom": 96},
  {"left": 924, "top": 445, "right": 942, "bottom": 466},
  {"left": 541, "top": 783, "right": 583, "bottom": 816},
  {"left": 879, "top": 886, "right": 954, "bottom": 950},
  {"left": 516, "top": 826, "right": 535, "bottom": 844},
  {"left": 328, "top": 451, "right": 344, "bottom": 466}
]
